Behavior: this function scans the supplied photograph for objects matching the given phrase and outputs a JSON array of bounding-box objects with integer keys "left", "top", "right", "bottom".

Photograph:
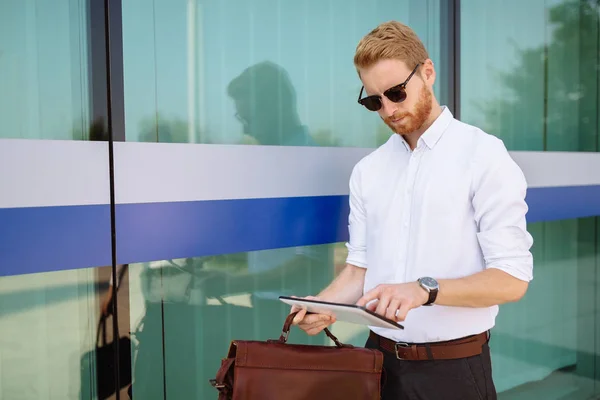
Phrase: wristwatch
[{"left": 417, "top": 277, "right": 439, "bottom": 306}]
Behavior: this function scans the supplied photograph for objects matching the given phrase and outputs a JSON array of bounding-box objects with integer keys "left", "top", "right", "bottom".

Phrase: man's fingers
[
  {"left": 396, "top": 302, "right": 411, "bottom": 322},
  {"left": 386, "top": 299, "right": 401, "bottom": 321},
  {"left": 356, "top": 287, "right": 381, "bottom": 307},
  {"left": 292, "top": 308, "right": 307, "bottom": 324},
  {"left": 298, "top": 313, "right": 336, "bottom": 335},
  {"left": 304, "top": 319, "right": 335, "bottom": 335},
  {"left": 299, "top": 313, "right": 333, "bottom": 326},
  {"left": 366, "top": 300, "right": 378, "bottom": 312},
  {"left": 375, "top": 296, "right": 390, "bottom": 317}
]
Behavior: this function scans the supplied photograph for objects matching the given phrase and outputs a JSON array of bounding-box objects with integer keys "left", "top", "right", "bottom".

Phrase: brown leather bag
[{"left": 210, "top": 312, "right": 384, "bottom": 399}]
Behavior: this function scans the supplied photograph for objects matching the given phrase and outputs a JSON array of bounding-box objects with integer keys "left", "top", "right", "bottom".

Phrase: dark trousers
[{"left": 365, "top": 336, "right": 497, "bottom": 400}]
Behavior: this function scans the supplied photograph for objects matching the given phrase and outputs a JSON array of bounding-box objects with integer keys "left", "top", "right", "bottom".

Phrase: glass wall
[
  {"left": 1, "top": 0, "right": 599, "bottom": 399},
  {"left": 122, "top": 0, "right": 443, "bottom": 146},
  {"left": 461, "top": 0, "right": 599, "bottom": 152},
  {"left": 0, "top": 1, "right": 123, "bottom": 399},
  {"left": 0, "top": 0, "right": 92, "bottom": 140},
  {"left": 120, "top": 1, "right": 442, "bottom": 399},
  {"left": 462, "top": 0, "right": 600, "bottom": 398}
]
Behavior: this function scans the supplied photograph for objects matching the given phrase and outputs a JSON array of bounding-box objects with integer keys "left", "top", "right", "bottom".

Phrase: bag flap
[{"left": 233, "top": 341, "right": 383, "bottom": 373}]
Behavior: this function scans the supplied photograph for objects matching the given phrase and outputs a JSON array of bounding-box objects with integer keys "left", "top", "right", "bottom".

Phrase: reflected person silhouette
[
  {"left": 200, "top": 61, "right": 333, "bottom": 344},
  {"left": 228, "top": 60, "right": 314, "bottom": 147},
  {"left": 112, "top": 62, "right": 333, "bottom": 400}
]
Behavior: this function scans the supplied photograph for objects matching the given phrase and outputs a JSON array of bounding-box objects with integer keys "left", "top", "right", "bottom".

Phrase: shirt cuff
[
  {"left": 477, "top": 226, "right": 534, "bottom": 282},
  {"left": 488, "top": 259, "right": 533, "bottom": 282},
  {"left": 345, "top": 243, "right": 367, "bottom": 268}
]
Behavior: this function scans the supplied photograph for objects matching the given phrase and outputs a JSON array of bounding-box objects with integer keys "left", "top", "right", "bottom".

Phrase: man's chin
[
  {"left": 390, "top": 124, "right": 414, "bottom": 135},
  {"left": 386, "top": 121, "right": 408, "bottom": 135}
]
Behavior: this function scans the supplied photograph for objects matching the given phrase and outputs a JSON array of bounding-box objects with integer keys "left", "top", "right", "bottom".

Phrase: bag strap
[
  {"left": 96, "top": 315, "right": 108, "bottom": 348},
  {"left": 278, "top": 312, "right": 353, "bottom": 348},
  {"left": 96, "top": 265, "right": 128, "bottom": 346},
  {"left": 209, "top": 357, "right": 235, "bottom": 400}
]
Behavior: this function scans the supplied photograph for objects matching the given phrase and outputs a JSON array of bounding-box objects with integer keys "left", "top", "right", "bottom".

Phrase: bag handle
[{"left": 278, "top": 312, "right": 353, "bottom": 348}]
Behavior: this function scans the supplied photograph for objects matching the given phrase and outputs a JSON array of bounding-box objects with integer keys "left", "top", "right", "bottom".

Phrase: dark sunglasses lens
[
  {"left": 361, "top": 97, "right": 382, "bottom": 111},
  {"left": 386, "top": 87, "right": 407, "bottom": 103}
]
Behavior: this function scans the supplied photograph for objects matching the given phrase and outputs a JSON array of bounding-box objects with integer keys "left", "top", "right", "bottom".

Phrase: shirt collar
[
  {"left": 394, "top": 106, "right": 454, "bottom": 152},
  {"left": 420, "top": 106, "right": 453, "bottom": 149}
]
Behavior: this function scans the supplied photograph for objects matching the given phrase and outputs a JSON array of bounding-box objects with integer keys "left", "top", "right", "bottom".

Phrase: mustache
[{"left": 384, "top": 112, "right": 411, "bottom": 124}]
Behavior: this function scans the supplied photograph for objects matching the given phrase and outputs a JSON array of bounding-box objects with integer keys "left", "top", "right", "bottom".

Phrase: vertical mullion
[
  {"left": 104, "top": 0, "right": 126, "bottom": 398},
  {"left": 89, "top": 0, "right": 127, "bottom": 398},
  {"left": 440, "top": 0, "right": 460, "bottom": 119}
]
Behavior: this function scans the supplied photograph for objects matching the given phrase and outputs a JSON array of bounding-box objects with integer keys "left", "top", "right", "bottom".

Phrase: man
[{"left": 292, "top": 21, "right": 533, "bottom": 399}]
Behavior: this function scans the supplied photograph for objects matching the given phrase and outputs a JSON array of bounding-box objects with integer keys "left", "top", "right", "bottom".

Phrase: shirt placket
[{"left": 396, "top": 146, "right": 424, "bottom": 282}]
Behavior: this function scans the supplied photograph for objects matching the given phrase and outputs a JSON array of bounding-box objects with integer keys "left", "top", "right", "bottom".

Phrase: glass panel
[
  {"left": 121, "top": 1, "right": 443, "bottom": 398},
  {"left": 0, "top": 266, "right": 127, "bottom": 400},
  {"left": 0, "top": 0, "right": 92, "bottom": 140},
  {"left": 462, "top": 1, "right": 600, "bottom": 398},
  {"left": 126, "top": 248, "right": 337, "bottom": 399},
  {"left": 492, "top": 218, "right": 599, "bottom": 399},
  {"left": 0, "top": 2, "right": 123, "bottom": 399},
  {"left": 122, "top": 0, "right": 442, "bottom": 147},
  {"left": 460, "top": 0, "right": 600, "bottom": 151}
]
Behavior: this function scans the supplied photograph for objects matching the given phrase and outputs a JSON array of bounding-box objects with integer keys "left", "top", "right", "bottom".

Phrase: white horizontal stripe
[
  {"left": 1, "top": 139, "right": 600, "bottom": 207},
  {"left": 0, "top": 139, "right": 110, "bottom": 208},
  {"left": 510, "top": 151, "right": 600, "bottom": 188},
  {"left": 113, "top": 142, "right": 370, "bottom": 204},
  {"left": 114, "top": 144, "right": 600, "bottom": 203}
]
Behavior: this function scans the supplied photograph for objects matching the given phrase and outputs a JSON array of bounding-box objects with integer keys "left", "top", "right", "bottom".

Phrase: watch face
[{"left": 420, "top": 277, "right": 439, "bottom": 290}]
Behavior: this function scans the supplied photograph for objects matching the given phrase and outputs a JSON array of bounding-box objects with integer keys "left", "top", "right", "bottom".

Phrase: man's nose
[{"left": 380, "top": 97, "right": 398, "bottom": 118}]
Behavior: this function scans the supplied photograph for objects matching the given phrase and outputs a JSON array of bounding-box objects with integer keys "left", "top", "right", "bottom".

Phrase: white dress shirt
[{"left": 346, "top": 107, "right": 534, "bottom": 343}]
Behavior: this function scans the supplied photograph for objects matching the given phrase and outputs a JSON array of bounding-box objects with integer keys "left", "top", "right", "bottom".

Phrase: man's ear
[{"left": 421, "top": 59, "right": 436, "bottom": 84}]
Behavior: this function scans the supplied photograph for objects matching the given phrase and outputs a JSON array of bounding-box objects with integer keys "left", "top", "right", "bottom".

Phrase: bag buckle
[
  {"left": 395, "top": 342, "right": 411, "bottom": 360},
  {"left": 278, "top": 329, "right": 290, "bottom": 343},
  {"left": 209, "top": 379, "right": 226, "bottom": 389}
]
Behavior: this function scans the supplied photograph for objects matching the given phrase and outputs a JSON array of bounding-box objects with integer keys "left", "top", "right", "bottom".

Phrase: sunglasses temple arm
[{"left": 405, "top": 63, "right": 420, "bottom": 83}]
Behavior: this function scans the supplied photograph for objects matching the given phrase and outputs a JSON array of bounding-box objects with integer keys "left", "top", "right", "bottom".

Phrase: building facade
[{"left": 0, "top": 0, "right": 599, "bottom": 399}]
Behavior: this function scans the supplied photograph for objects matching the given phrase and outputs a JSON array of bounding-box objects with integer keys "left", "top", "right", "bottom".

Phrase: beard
[{"left": 384, "top": 85, "right": 433, "bottom": 135}]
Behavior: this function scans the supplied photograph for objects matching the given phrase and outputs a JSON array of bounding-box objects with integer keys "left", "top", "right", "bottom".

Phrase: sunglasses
[{"left": 357, "top": 63, "right": 421, "bottom": 111}]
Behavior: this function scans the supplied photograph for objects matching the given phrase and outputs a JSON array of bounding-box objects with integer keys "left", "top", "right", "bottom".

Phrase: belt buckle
[{"left": 395, "top": 342, "right": 411, "bottom": 360}]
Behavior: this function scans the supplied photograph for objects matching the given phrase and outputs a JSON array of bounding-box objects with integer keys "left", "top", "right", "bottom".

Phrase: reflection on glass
[
  {"left": 0, "top": 266, "right": 130, "bottom": 399},
  {"left": 462, "top": 1, "right": 600, "bottom": 397},
  {"left": 126, "top": 241, "right": 335, "bottom": 399},
  {"left": 461, "top": 0, "right": 599, "bottom": 152},
  {"left": 227, "top": 61, "right": 316, "bottom": 147},
  {"left": 122, "top": 0, "right": 442, "bottom": 146},
  {"left": 0, "top": 0, "right": 92, "bottom": 140}
]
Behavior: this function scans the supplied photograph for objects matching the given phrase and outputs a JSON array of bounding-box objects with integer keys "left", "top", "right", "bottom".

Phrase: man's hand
[
  {"left": 356, "top": 282, "right": 429, "bottom": 322},
  {"left": 290, "top": 296, "right": 336, "bottom": 336}
]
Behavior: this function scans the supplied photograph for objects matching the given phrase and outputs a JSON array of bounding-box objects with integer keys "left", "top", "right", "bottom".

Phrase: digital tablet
[{"left": 279, "top": 296, "right": 404, "bottom": 330}]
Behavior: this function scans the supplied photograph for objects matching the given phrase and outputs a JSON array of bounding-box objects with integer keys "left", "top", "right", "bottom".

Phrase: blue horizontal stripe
[
  {"left": 0, "top": 205, "right": 112, "bottom": 276},
  {"left": 525, "top": 185, "right": 600, "bottom": 223},
  {"left": 115, "top": 196, "right": 350, "bottom": 264},
  {"left": 1, "top": 185, "right": 599, "bottom": 277}
]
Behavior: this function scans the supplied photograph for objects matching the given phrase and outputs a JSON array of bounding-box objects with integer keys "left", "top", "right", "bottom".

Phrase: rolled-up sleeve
[
  {"left": 473, "top": 140, "right": 534, "bottom": 282},
  {"left": 345, "top": 164, "right": 368, "bottom": 268}
]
